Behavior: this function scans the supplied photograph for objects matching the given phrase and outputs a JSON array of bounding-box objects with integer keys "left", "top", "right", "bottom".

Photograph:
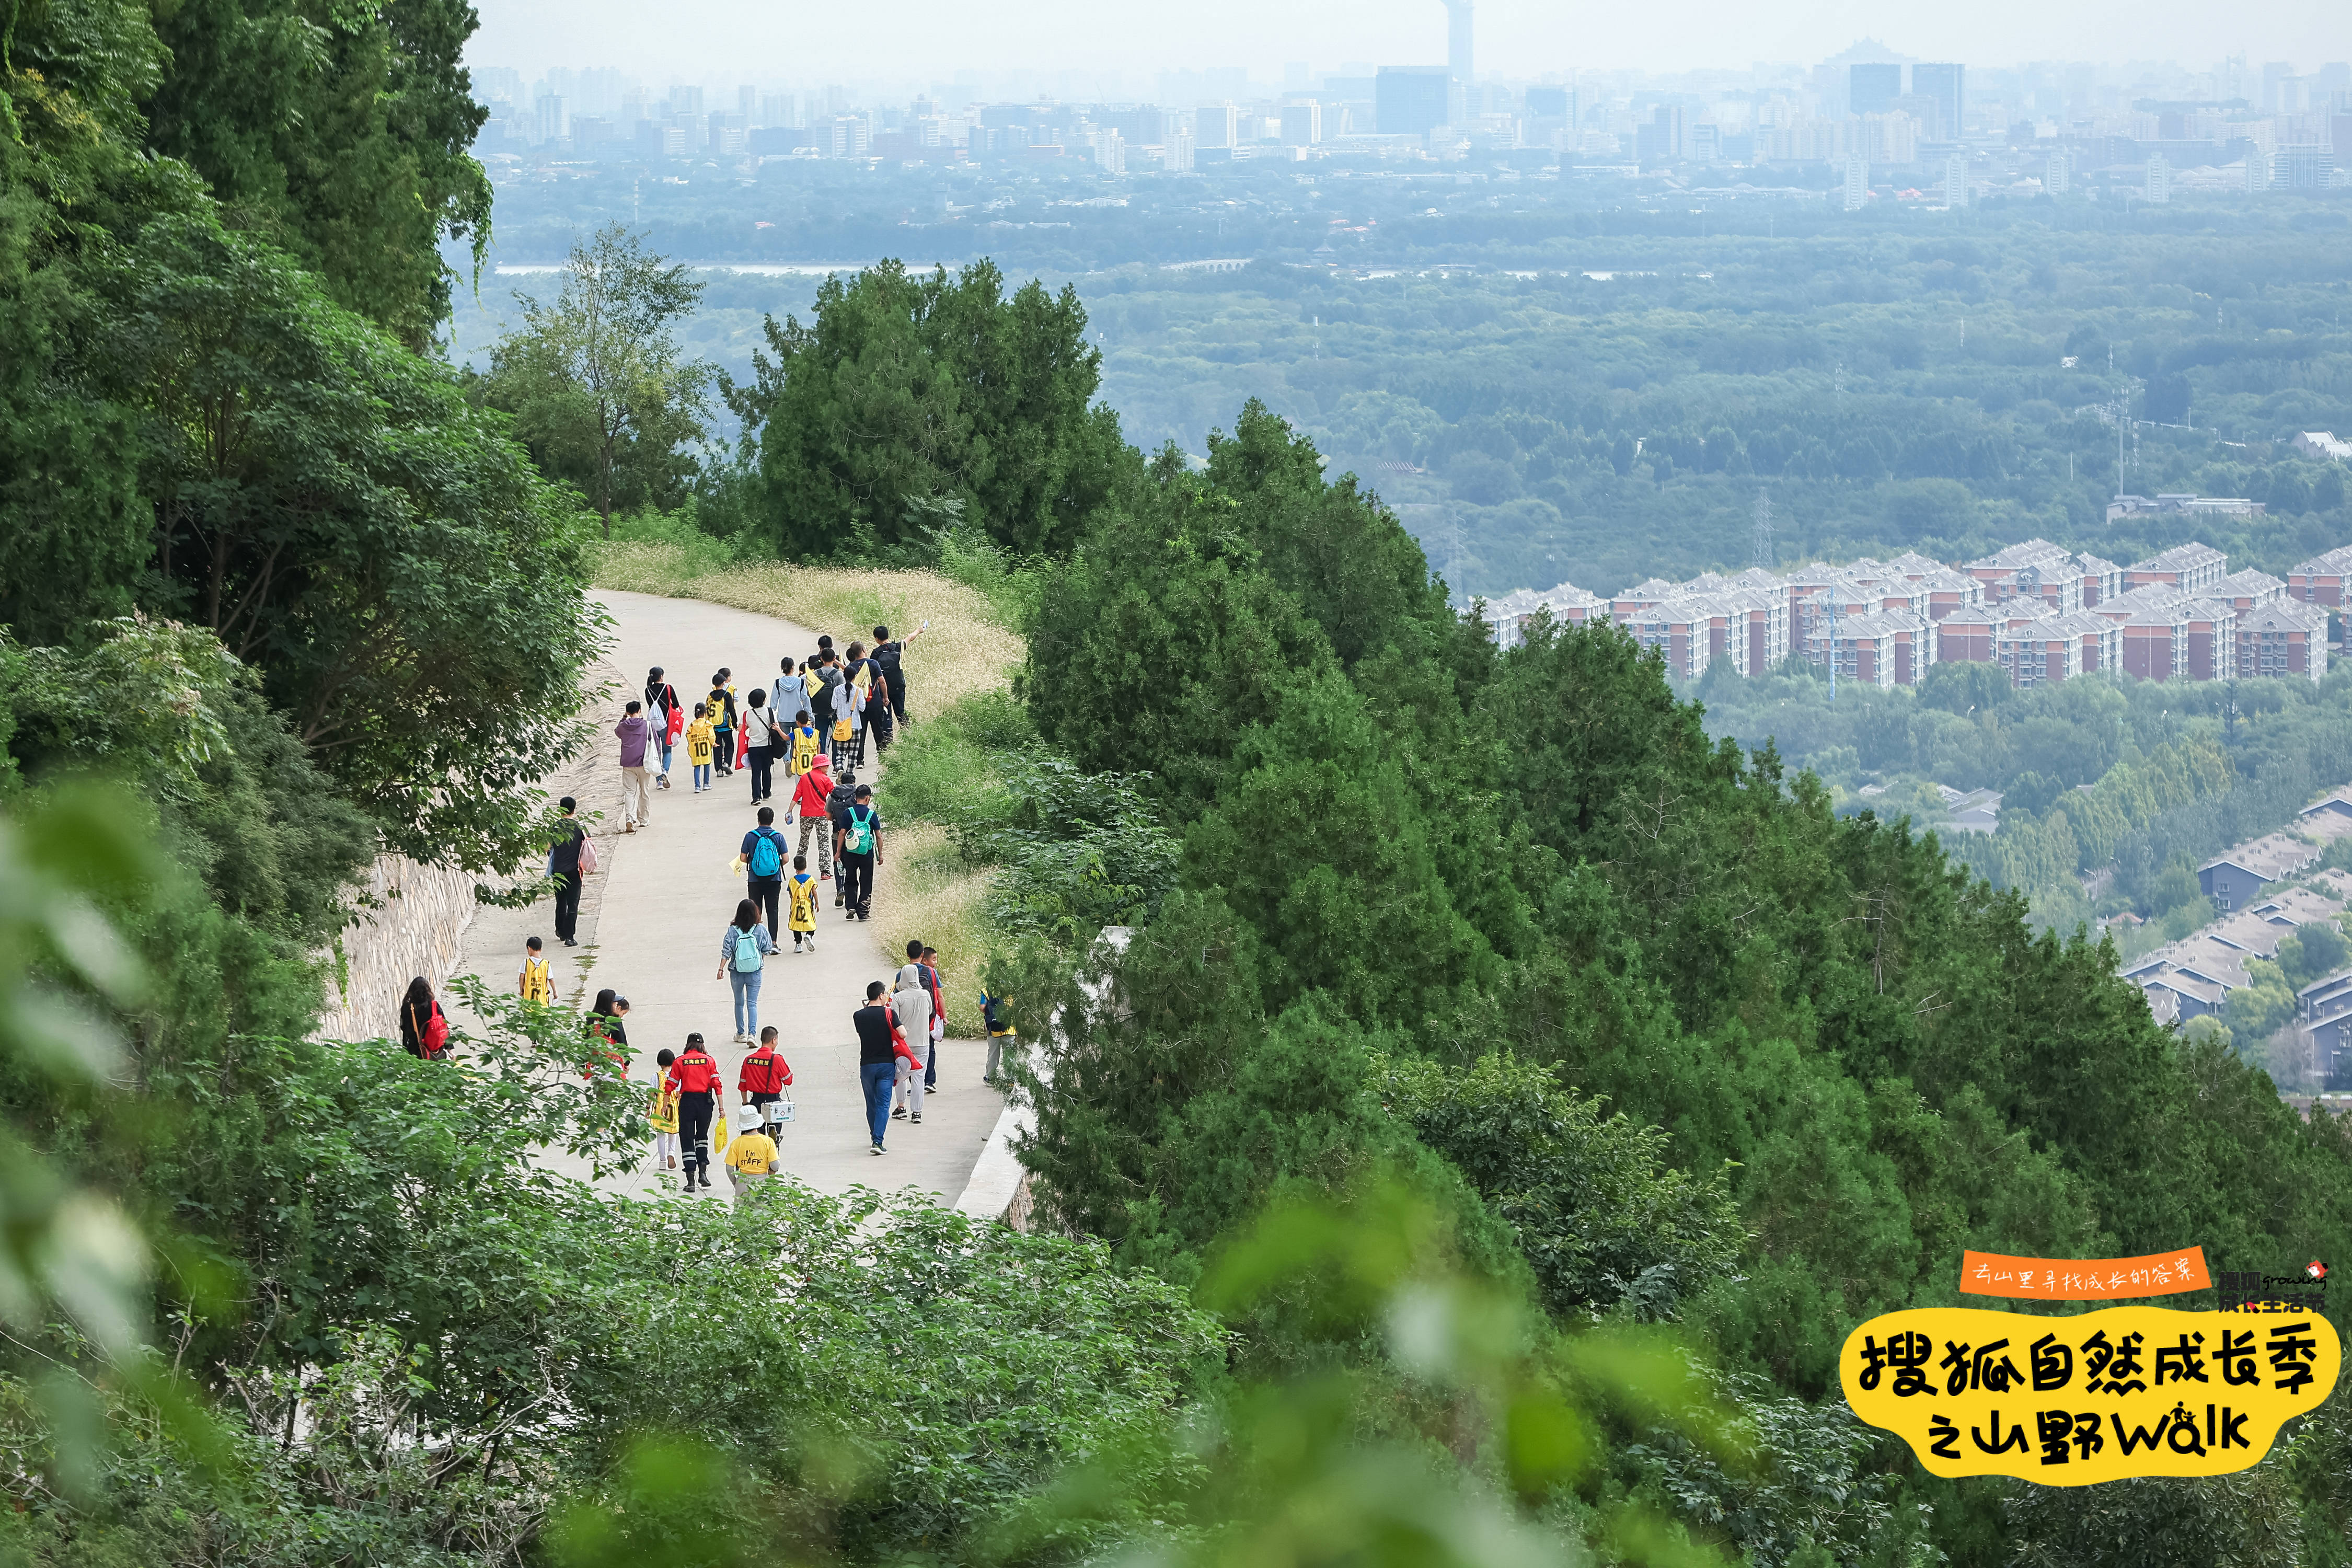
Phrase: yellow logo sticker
[{"left": 1840, "top": 1305, "right": 2339, "bottom": 1485}]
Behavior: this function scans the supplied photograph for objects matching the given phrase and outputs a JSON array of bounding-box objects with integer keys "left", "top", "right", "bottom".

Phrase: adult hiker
[
  {"left": 841, "top": 641, "right": 872, "bottom": 770},
  {"left": 738, "top": 1025, "right": 794, "bottom": 1135},
  {"left": 582, "top": 989, "right": 630, "bottom": 1078},
  {"left": 833, "top": 781, "right": 882, "bottom": 922},
  {"left": 792, "top": 753, "right": 836, "bottom": 883},
  {"left": 547, "top": 797, "right": 592, "bottom": 947},
  {"left": 980, "top": 983, "right": 1017, "bottom": 1086},
  {"left": 666, "top": 1032, "right": 723, "bottom": 1192},
  {"left": 400, "top": 977, "right": 449, "bottom": 1060},
  {"left": 741, "top": 688, "right": 784, "bottom": 804},
  {"left": 716, "top": 897, "right": 775, "bottom": 1045},
  {"left": 615, "top": 701, "right": 653, "bottom": 832},
  {"left": 772, "top": 659, "right": 809, "bottom": 753},
  {"left": 871, "top": 622, "right": 925, "bottom": 726},
  {"left": 735, "top": 805, "right": 789, "bottom": 933},
  {"left": 920, "top": 944, "right": 946, "bottom": 1091},
  {"left": 645, "top": 666, "right": 684, "bottom": 789},
  {"left": 808, "top": 651, "right": 840, "bottom": 748},
  {"left": 853, "top": 981, "right": 924, "bottom": 1156},
  {"left": 891, "top": 942, "right": 933, "bottom": 1123},
  {"left": 707, "top": 673, "right": 737, "bottom": 780}
]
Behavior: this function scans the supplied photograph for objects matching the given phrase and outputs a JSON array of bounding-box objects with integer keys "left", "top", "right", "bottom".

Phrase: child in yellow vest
[
  {"left": 649, "top": 1047, "right": 681, "bottom": 1170},
  {"left": 787, "top": 852, "right": 820, "bottom": 953},
  {"left": 685, "top": 702, "right": 717, "bottom": 793},
  {"left": 518, "top": 936, "right": 554, "bottom": 1004}
]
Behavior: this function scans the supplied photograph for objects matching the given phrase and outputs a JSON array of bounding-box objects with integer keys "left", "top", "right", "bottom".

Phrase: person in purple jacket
[{"left": 615, "top": 700, "right": 653, "bottom": 832}]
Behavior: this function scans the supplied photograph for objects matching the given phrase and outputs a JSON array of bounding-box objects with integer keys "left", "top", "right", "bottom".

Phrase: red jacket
[
  {"left": 668, "top": 1047, "right": 721, "bottom": 1096},
  {"left": 793, "top": 765, "right": 834, "bottom": 817},
  {"left": 738, "top": 1045, "right": 793, "bottom": 1094}
]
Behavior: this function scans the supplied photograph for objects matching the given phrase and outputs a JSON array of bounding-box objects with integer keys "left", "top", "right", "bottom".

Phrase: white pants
[
  {"left": 653, "top": 1131, "right": 678, "bottom": 1168},
  {"left": 620, "top": 766, "right": 653, "bottom": 825}
]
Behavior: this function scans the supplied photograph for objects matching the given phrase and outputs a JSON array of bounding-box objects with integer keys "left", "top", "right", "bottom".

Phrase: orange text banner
[{"left": 1961, "top": 1247, "right": 2210, "bottom": 1300}]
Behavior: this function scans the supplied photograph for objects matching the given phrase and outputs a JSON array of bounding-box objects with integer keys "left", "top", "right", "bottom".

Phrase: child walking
[
  {"left": 686, "top": 702, "right": 717, "bottom": 792},
  {"left": 787, "top": 853, "right": 819, "bottom": 952},
  {"left": 649, "top": 1047, "right": 681, "bottom": 1171},
  {"left": 518, "top": 936, "right": 554, "bottom": 1004}
]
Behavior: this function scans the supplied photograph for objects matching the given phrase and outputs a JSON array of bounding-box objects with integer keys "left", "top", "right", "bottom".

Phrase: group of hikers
[{"left": 395, "top": 612, "right": 1018, "bottom": 1190}]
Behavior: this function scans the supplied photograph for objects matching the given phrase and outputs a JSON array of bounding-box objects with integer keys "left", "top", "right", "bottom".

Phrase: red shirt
[
  {"left": 738, "top": 1045, "right": 793, "bottom": 1094},
  {"left": 668, "top": 1048, "right": 721, "bottom": 1096},
  {"left": 793, "top": 767, "right": 834, "bottom": 817}
]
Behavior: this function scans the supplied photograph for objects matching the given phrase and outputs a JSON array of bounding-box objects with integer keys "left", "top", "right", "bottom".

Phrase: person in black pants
[
  {"left": 667, "top": 1032, "right": 721, "bottom": 1193},
  {"left": 741, "top": 689, "right": 780, "bottom": 802},
  {"left": 833, "top": 783, "right": 882, "bottom": 921},
  {"left": 735, "top": 805, "right": 787, "bottom": 933},
  {"left": 549, "top": 796, "right": 585, "bottom": 946}
]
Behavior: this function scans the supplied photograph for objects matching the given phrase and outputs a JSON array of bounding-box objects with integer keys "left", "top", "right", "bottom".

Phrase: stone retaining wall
[{"left": 320, "top": 855, "right": 483, "bottom": 1043}]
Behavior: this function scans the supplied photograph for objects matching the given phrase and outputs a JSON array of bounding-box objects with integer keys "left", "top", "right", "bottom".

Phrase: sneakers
[
  {"left": 910, "top": 1114, "right": 922, "bottom": 1124},
  {"left": 623, "top": 822, "right": 637, "bottom": 834},
  {"left": 870, "top": 1143, "right": 885, "bottom": 1156},
  {"left": 925, "top": 1085, "right": 937, "bottom": 1094},
  {"left": 892, "top": 1106, "right": 907, "bottom": 1119},
  {"left": 820, "top": 871, "right": 832, "bottom": 881}
]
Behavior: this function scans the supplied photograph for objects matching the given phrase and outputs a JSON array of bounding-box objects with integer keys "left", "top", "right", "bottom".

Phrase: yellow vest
[{"left": 520, "top": 954, "right": 553, "bottom": 1004}]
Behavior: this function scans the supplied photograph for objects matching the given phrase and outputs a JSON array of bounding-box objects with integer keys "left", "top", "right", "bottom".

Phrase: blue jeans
[
  {"left": 729, "top": 966, "right": 762, "bottom": 1037},
  {"left": 694, "top": 763, "right": 712, "bottom": 790},
  {"left": 861, "top": 1061, "right": 896, "bottom": 1145},
  {"left": 656, "top": 735, "right": 674, "bottom": 773}
]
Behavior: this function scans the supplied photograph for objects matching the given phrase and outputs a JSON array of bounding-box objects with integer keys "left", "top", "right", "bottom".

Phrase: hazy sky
[{"left": 472, "top": 0, "right": 2348, "bottom": 85}]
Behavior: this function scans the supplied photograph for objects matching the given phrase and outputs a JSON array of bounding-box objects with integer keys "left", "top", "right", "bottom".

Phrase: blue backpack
[{"left": 748, "top": 827, "right": 783, "bottom": 879}]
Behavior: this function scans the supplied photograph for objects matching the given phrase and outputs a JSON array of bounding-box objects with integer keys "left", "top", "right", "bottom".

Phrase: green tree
[
  {"left": 2228, "top": 959, "right": 2296, "bottom": 1040},
  {"left": 731, "top": 259, "right": 1132, "bottom": 558},
  {"left": 478, "top": 223, "right": 714, "bottom": 533}
]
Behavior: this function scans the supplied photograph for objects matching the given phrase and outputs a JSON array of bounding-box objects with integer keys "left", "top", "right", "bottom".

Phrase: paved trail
[{"left": 450, "top": 589, "right": 1001, "bottom": 1203}]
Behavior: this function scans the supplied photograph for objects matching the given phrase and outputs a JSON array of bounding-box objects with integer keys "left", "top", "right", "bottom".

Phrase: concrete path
[{"left": 449, "top": 588, "right": 1003, "bottom": 1204}]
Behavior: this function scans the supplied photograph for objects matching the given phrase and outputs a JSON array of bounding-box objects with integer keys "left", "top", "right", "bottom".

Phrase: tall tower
[{"left": 1443, "top": 0, "right": 1473, "bottom": 116}]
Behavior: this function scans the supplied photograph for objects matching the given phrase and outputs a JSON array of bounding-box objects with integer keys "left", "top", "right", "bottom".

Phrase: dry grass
[
  {"left": 592, "top": 543, "right": 1022, "bottom": 713},
  {"left": 867, "top": 822, "right": 992, "bottom": 1037}
]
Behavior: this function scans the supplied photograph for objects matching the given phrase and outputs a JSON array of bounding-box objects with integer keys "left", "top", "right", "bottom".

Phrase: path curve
[{"left": 450, "top": 589, "right": 1002, "bottom": 1202}]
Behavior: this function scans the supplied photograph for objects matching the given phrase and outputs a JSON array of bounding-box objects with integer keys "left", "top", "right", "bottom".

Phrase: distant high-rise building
[
  {"left": 535, "top": 93, "right": 567, "bottom": 144},
  {"left": 1166, "top": 129, "right": 1195, "bottom": 171},
  {"left": 1444, "top": 0, "right": 1472, "bottom": 89},
  {"left": 2244, "top": 147, "right": 2270, "bottom": 191},
  {"left": 2046, "top": 149, "right": 2070, "bottom": 194},
  {"left": 1195, "top": 102, "right": 1238, "bottom": 147},
  {"left": 2146, "top": 153, "right": 2171, "bottom": 203},
  {"left": 670, "top": 85, "right": 703, "bottom": 117},
  {"left": 1849, "top": 62, "right": 1901, "bottom": 118},
  {"left": 1635, "top": 103, "right": 1684, "bottom": 160},
  {"left": 1912, "top": 63, "right": 1964, "bottom": 138},
  {"left": 761, "top": 92, "right": 798, "bottom": 128},
  {"left": 1943, "top": 152, "right": 1968, "bottom": 206},
  {"left": 473, "top": 65, "right": 523, "bottom": 107},
  {"left": 1690, "top": 121, "right": 1721, "bottom": 162},
  {"left": 1090, "top": 129, "right": 1125, "bottom": 174},
  {"left": 1843, "top": 154, "right": 1869, "bottom": 211},
  {"left": 1522, "top": 85, "right": 1571, "bottom": 121},
  {"left": 1376, "top": 66, "right": 1450, "bottom": 135},
  {"left": 1279, "top": 101, "right": 1322, "bottom": 146},
  {"left": 738, "top": 86, "right": 757, "bottom": 121}
]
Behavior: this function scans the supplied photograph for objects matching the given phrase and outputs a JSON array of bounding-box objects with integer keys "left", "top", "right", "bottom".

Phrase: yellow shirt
[
  {"left": 685, "top": 718, "right": 716, "bottom": 764},
  {"left": 788, "top": 873, "right": 818, "bottom": 931},
  {"left": 724, "top": 1132, "right": 779, "bottom": 1174}
]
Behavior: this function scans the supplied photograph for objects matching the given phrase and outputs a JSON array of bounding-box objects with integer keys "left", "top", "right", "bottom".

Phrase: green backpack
[{"left": 843, "top": 805, "right": 875, "bottom": 855}]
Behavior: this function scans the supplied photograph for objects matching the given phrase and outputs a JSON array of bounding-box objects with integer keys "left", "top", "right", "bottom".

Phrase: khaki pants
[{"left": 621, "top": 766, "right": 653, "bottom": 825}]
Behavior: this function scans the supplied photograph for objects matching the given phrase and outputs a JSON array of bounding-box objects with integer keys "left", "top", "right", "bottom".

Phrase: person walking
[
  {"left": 517, "top": 936, "right": 555, "bottom": 1005},
  {"left": 891, "top": 942, "right": 933, "bottom": 1123},
  {"left": 649, "top": 1048, "right": 681, "bottom": 1172},
  {"left": 871, "top": 622, "right": 925, "bottom": 726},
  {"left": 666, "top": 1033, "right": 723, "bottom": 1192},
  {"left": 399, "top": 977, "right": 449, "bottom": 1060},
  {"left": 920, "top": 944, "right": 946, "bottom": 1092},
  {"left": 787, "top": 711, "right": 821, "bottom": 813},
  {"left": 686, "top": 702, "right": 717, "bottom": 792},
  {"left": 980, "top": 984, "right": 1017, "bottom": 1086},
  {"left": 707, "top": 674, "right": 737, "bottom": 780},
  {"left": 786, "top": 854, "right": 819, "bottom": 952},
  {"left": 717, "top": 898, "right": 774, "bottom": 1044},
  {"left": 645, "top": 667, "right": 684, "bottom": 789},
  {"left": 582, "top": 989, "right": 630, "bottom": 1079},
  {"left": 772, "top": 659, "right": 810, "bottom": 755},
  {"left": 854, "top": 981, "right": 924, "bottom": 1156},
  {"left": 833, "top": 782, "right": 882, "bottom": 922},
  {"left": 615, "top": 701, "right": 653, "bottom": 831},
  {"left": 548, "top": 797, "right": 589, "bottom": 946},
  {"left": 793, "top": 754, "right": 836, "bottom": 884},
  {"left": 735, "top": 806, "right": 789, "bottom": 934},
  {"left": 741, "top": 689, "right": 783, "bottom": 803},
  {"left": 840, "top": 641, "right": 870, "bottom": 770},
  {"left": 722, "top": 1114, "right": 779, "bottom": 1194},
  {"left": 739, "top": 1025, "right": 793, "bottom": 1135},
  {"left": 809, "top": 652, "right": 839, "bottom": 752}
]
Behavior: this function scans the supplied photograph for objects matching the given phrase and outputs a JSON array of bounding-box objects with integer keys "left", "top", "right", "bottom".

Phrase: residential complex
[{"left": 1482, "top": 536, "right": 2337, "bottom": 688}]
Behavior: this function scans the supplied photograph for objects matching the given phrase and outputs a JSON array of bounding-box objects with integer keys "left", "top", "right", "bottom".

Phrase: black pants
[
  {"left": 678, "top": 1092, "right": 713, "bottom": 1181},
  {"left": 838, "top": 851, "right": 873, "bottom": 917},
  {"left": 748, "top": 744, "right": 775, "bottom": 800},
  {"left": 714, "top": 729, "right": 734, "bottom": 773},
  {"left": 552, "top": 870, "right": 581, "bottom": 941},
  {"left": 887, "top": 678, "right": 907, "bottom": 723},
  {"left": 747, "top": 875, "right": 782, "bottom": 934}
]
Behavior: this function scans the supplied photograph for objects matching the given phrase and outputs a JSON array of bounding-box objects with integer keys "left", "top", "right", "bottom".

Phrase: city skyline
[{"left": 465, "top": 0, "right": 2349, "bottom": 90}]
